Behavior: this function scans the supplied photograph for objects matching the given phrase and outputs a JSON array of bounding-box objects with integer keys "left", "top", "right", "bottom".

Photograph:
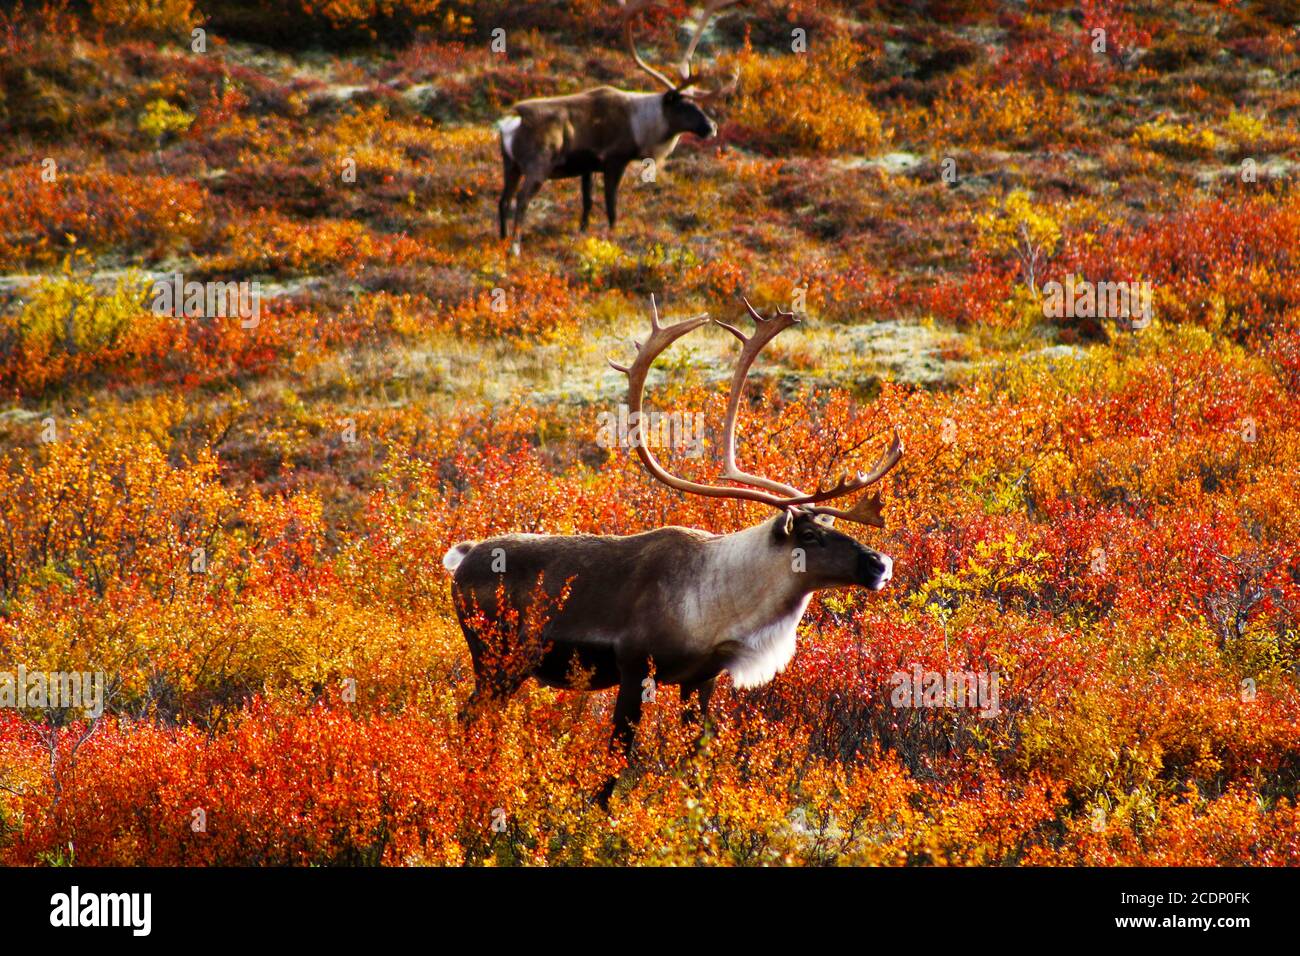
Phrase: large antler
[
  {"left": 608, "top": 296, "right": 904, "bottom": 527},
  {"left": 618, "top": 0, "right": 743, "bottom": 97},
  {"left": 619, "top": 0, "right": 680, "bottom": 92}
]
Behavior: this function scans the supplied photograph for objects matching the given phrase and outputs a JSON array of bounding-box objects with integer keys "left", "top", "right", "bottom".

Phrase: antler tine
[
  {"left": 676, "top": 0, "right": 743, "bottom": 85},
  {"left": 861, "top": 429, "right": 905, "bottom": 484},
  {"left": 745, "top": 295, "right": 795, "bottom": 321},
  {"left": 813, "top": 492, "right": 888, "bottom": 529},
  {"left": 618, "top": 0, "right": 680, "bottom": 92},
  {"left": 608, "top": 294, "right": 700, "bottom": 371},
  {"left": 711, "top": 298, "right": 806, "bottom": 498},
  {"left": 807, "top": 431, "right": 905, "bottom": 501},
  {"left": 806, "top": 430, "right": 905, "bottom": 527},
  {"left": 823, "top": 432, "right": 904, "bottom": 494},
  {"left": 687, "top": 66, "right": 740, "bottom": 101}
]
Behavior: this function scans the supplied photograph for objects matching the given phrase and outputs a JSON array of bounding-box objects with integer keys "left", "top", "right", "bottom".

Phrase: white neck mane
[
  {"left": 627, "top": 92, "right": 674, "bottom": 157},
  {"left": 683, "top": 521, "right": 811, "bottom": 689}
]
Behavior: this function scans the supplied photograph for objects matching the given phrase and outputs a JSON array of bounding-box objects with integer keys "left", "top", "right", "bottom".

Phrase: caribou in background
[{"left": 496, "top": 0, "right": 743, "bottom": 254}]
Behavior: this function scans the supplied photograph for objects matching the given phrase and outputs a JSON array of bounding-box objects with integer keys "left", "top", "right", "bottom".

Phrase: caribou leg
[
  {"left": 680, "top": 676, "right": 716, "bottom": 725},
  {"left": 597, "top": 663, "right": 647, "bottom": 808},
  {"left": 602, "top": 160, "right": 628, "bottom": 230},
  {"left": 498, "top": 160, "right": 522, "bottom": 240},
  {"left": 456, "top": 627, "right": 527, "bottom": 725},
  {"left": 510, "top": 174, "right": 545, "bottom": 255},
  {"left": 580, "top": 172, "right": 594, "bottom": 231},
  {"left": 680, "top": 669, "right": 723, "bottom": 755}
]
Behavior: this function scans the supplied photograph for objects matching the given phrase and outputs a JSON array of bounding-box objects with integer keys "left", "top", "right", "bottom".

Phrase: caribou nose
[
  {"left": 875, "top": 553, "right": 893, "bottom": 590},
  {"left": 858, "top": 550, "right": 893, "bottom": 591},
  {"left": 703, "top": 120, "right": 718, "bottom": 139}
]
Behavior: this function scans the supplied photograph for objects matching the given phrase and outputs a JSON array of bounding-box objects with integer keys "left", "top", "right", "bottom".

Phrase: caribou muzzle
[{"left": 858, "top": 548, "right": 893, "bottom": 591}]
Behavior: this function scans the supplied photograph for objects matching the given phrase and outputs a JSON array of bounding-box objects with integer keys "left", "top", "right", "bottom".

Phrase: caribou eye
[{"left": 798, "top": 528, "right": 819, "bottom": 546}]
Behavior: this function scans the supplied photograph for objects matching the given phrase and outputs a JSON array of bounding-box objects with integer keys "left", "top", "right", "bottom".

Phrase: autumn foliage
[{"left": 1, "top": 0, "right": 1298, "bottom": 866}]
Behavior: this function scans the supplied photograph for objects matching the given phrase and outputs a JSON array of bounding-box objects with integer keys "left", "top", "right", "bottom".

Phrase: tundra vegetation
[{"left": 0, "top": 0, "right": 1298, "bottom": 865}]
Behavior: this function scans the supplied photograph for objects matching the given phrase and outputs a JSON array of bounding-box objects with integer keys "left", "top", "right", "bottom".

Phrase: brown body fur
[{"left": 445, "top": 512, "right": 893, "bottom": 804}]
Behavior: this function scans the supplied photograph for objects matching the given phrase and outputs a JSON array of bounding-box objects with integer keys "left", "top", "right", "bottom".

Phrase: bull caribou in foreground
[
  {"left": 496, "top": 0, "right": 742, "bottom": 254},
  {"left": 443, "top": 298, "right": 904, "bottom": 804}
]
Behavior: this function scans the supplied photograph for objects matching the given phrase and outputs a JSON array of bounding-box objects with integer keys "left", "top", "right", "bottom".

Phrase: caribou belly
[
  {"left": 550, "top": 150, "right": 602, "bottom": 178},
  {"left": 534, "top": 638, "right": 621, "bottom": 690}
]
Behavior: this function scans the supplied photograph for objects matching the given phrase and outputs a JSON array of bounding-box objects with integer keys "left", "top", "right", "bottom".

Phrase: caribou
[
  {"left": 443, "top": 297, "right": 904, "bottom": 805},
  {"left": 496, "top": 0, "right": 742, "bottom": 254}
]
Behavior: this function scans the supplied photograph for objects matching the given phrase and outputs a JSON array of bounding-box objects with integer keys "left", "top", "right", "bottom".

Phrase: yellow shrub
[
  {"left": 974, "top": 189, "right": 1062, "bottom": 293},
  {"left": 1131, "top": 117, "right": 1218, "bottom": 158},
  {"left": 4, "top": 259, "right": 152, "bottom": 356},
  {"left": 924, "top": 82, "right": 1072, "bottom": 149},
  {"left": 576, "top": 236, "right": 624, "bottom": 284},
  {"left": 1224, "top": 109, "right": 1266, "bottom": 147},
  {"left": 728, "top": 36, "right": 886, "bottom": 155},
  {"left": 137, "top": 98, "right": 194, "bottom": 141}
]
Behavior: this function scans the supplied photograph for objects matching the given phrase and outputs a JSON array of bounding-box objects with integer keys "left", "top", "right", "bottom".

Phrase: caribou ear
[{"left": 773, "top": 508, "right": 796, "bottom": 540}]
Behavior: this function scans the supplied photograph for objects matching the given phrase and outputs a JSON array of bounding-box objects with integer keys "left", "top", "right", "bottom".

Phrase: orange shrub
[
  {"left": 0, "top": 167, "right": 207, "bottom": 267},
  {"left": 727, "top": 36, "right": 887, "bottom": 155},
  {"left": 89, "top": 0, "right": 198, "bottom": 34}
]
